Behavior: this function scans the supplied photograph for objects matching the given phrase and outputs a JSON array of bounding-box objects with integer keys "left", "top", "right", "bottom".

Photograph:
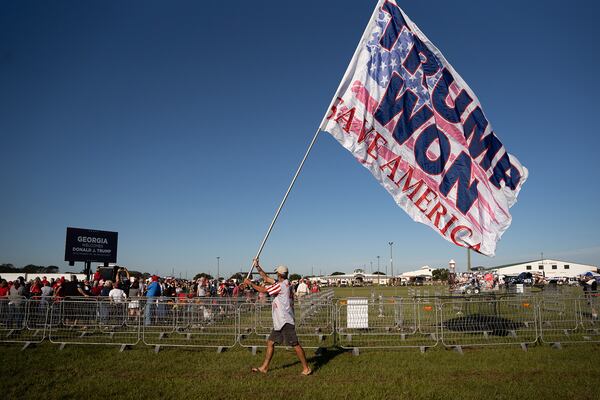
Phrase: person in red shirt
[
  {"left": 90, "top": 280, "right": 102, "bottom": 296},
  {"left": 53, "top": 280, "right": 64, "bottom": 298},
  {"left": 0, "top": 279, "right": 9, "bottom": 297},
  {"left": 29, "top": 278, "right": 42, "bottom": 298},
  {"left": 310, "top": 282, "right": 319, "bottom": 293}
]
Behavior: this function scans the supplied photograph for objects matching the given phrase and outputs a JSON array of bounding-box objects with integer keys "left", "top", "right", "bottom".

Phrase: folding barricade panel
[
  {"left": 142, "top": 297, "right": 237, "bottom": 349},
  {"left": 49, "top": 297, "right": 139, "bottom": 347},
  {"left": 440, "top": 296, "right": 538, "bottom": 348},
  {"left": 238, "top": 291, "right": 335, "bottom": 349},
  {"left": 336, "top": 296, "right": 438, "bottom": 349}
]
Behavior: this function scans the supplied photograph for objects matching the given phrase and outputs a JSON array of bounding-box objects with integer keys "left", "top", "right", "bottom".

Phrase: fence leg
[
  {"left": 420, "top": 346, "right": 427, "bottom": 354},
  {"left": 453, "top": 346, "right": 463, "bottom": 355},
  {"left": 59, "top": 343, "right": 66, "bottom": 351},
  {"left": 251, "top": 346, "right": 258, "bottom": 356},
  {"left": 551, "top": 342, "right": 562, "bottom": 350},
  {"left": 120, "top": 344, "right": 130, "bottom": 352},
  {"left": 154, "top": 345, "right": 161, "bottom": 353},
  {"left": 520, "top": 343, "right": 528, "bottom": 352},
  {"left": 352, "top": 348, "right": 360, "bottom": 356},
  {"left": 21, "top": 342, "right": 32, "bottom": 351},
  {"left": 217, "top": 346, "right": 224, "bottom": 354}
]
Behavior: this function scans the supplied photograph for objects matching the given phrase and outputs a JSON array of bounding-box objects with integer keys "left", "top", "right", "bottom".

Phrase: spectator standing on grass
[
  {"left": 101, "top": 281, "right": 112, "bottom": 297},
  {"left": 0, "top": 279, "right": 9, "bottom": 297},
  {"left": 310, "top": 281, "right": 319, "bottom": 294},
  {"left": 197, "top": 278, "right": 207, "bottom": 297},
  {"left": 296, "top": 279, "right": 309, "bottom": 298},
  {"left": 90, "top": 280, "right": 102, "bottom": 296},
  {"left": 128, "top": 278, "right": 141, "bottom": 316},
  {"left": 243, "top": 259, "right": 311, "bottom": 376},
  {"left": 129, "top": 278, "right": 140, "bottom": 298},
  {"left": 144, "top": 275, "right": 161, "bottom": 325},
  {"left": 29, "top": 278, "right": 42, "bottom": 298},
  {"left": 8, "top": 281, "right": 25, "bottom": 327},
  {"left": 40, "top": 281, "right": 53, "bottom": 304},
  {"left": 9, "top": 280, "right": 24, "bottom": 299},
  {"left": 53, "top": 279, "right": 64, "bottom": 298},
  {"left": 109, "top": 281, "right": 127, "bottom": 302},
  {"left": 62, "top": 275, "right": 89, "bottom": 298}
]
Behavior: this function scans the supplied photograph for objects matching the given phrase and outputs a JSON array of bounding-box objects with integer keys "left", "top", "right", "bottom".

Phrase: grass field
[
  {"left": 2, "top": 341, "right": 599, "bottom": 400},
  {"left": 2, "top": 285, "right": 598, "bottom": 400}
]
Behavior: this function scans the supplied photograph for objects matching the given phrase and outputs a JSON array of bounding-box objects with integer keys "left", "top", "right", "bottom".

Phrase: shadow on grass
[{"left": 269, "top": 347, "right": 347, "bottom": 373}]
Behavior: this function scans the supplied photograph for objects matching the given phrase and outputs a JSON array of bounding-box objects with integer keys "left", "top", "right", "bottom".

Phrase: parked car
[
  {"left": 505, "top": 272, "right": 533, "bottom": 286},
  {"left": 456, "top": 283, "right": 480, "bottom": 295}
]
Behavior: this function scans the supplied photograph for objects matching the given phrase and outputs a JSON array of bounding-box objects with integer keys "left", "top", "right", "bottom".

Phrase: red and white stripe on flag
[{"left": 319, "top": 0, "right": 528, "bottom": 256}]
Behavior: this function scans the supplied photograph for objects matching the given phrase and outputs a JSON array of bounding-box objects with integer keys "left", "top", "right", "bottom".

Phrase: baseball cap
[{"left": 275, "top": 265, "right": 288, "bottom": 275}]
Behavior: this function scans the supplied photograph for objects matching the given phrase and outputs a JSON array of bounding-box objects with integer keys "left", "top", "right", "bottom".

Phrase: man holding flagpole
[{"left": 244, "top": 259, "right": 312, "bottom": 376}]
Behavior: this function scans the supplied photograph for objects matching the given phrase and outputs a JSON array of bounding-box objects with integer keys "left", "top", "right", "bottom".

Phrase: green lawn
[
  {"left": 2, "top": 341, "right": 599, "bottom": 400},
  {"left": 2, "top": 286, "right": 597, "bottom": 399}
]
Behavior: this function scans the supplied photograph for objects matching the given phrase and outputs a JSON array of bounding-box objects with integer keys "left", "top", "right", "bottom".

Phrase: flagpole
[
  {"left": 244, "top": 1, "right": 384, "bottom": 280},
  {"left": 245, "top": 127, "right": 321, "bottom": 279}
]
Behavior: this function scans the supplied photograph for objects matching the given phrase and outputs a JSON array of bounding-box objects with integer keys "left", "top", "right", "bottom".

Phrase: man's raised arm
[{"left": 253, "top": 258, "right": 275, "bottom": 285}]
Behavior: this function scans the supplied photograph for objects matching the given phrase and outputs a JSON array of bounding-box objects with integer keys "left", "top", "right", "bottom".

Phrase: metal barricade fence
[
  {"left": 539, "top": 292, "right": 600, "bottom": 345},
  {"left": 0, "top": 296, "right": 34, "bottom": 345},
  {"left": 5, "top": 291, "right": 600, "bottom": 351},
  {"left": 439, "top": 297, "right": 538, "bottom": 350},
  {"left": 48, "top": 297, "right": 140, "bottom": 349},
  {"left": 578, "top": 292, "right": 600, "bottom": 342},
  {"left": 336, "top": 297, "right": 438, "bottom": 350},
  {"left": 141, "top": 297, "right": 238, "bottom": 351},
  {"left": 238, "top": 292, "right": 335, "bottom": 349}
]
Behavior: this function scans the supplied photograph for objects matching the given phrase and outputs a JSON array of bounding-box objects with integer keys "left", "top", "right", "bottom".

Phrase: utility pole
[
  {"left": 377, "top": 255, "right": 380, "bottom": 285},
  {"left": 216, "top": 256, "right": 220, "bottom": 282},
  {"left": 389, "top": 242, "right": 394, "bottom": 285},
  {"left": 467, "top": 248, "right": 471, "bottom": 272}
]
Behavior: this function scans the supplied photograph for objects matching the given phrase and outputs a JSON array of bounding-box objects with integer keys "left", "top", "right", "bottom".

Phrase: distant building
[
  {"left": 318, "top": 268, "right": 391, "bottom": 286},
  {"left": 399, "top": 266, "right": 434, "bottom": 283},
  {"left": 491, "top": 259, "right": 597, "bottom": 278}
]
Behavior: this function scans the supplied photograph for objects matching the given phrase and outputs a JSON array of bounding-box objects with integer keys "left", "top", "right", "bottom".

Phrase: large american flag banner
[{"left": 320, "top": 0, "right": 528, "bottom": 256}]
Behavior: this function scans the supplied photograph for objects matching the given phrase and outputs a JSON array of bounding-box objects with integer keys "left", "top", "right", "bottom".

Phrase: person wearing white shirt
[
  {"left": 244, "top": 259, "right": 311, "bottom": 376},
  {"left": 296, "top": 279, "right": 309, "bottom": 298},
  {"left": 109, "top": 283, "right": 127, "bottom": 302}
]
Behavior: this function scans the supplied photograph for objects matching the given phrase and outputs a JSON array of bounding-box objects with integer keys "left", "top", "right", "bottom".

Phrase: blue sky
[{"left": 1, "top": 0, "right": 599, "bottom": 278}]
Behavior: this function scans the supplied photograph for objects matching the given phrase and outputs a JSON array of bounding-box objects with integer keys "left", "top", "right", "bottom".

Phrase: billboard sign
[{"left": 64, "top": 227, "right": 118, "bottom": 263}]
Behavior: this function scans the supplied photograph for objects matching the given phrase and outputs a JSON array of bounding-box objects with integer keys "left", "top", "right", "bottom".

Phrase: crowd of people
[
  {"left": 448, "top": 270, "right": 599, "bottom": 293},
  {"left": 0, "top": 267, "right": 324, "bottom": 304}
]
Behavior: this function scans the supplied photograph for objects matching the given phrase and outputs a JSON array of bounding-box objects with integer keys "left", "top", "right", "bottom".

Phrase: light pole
[
  {"left": 389, "top": 242, "right": 394, "bottom": 285},
  {"left": 377, "top": 255, "right": 380, "bottom": 285},
  {"left": 216, "top": 256, "right": 220, "bottom": 282}
]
